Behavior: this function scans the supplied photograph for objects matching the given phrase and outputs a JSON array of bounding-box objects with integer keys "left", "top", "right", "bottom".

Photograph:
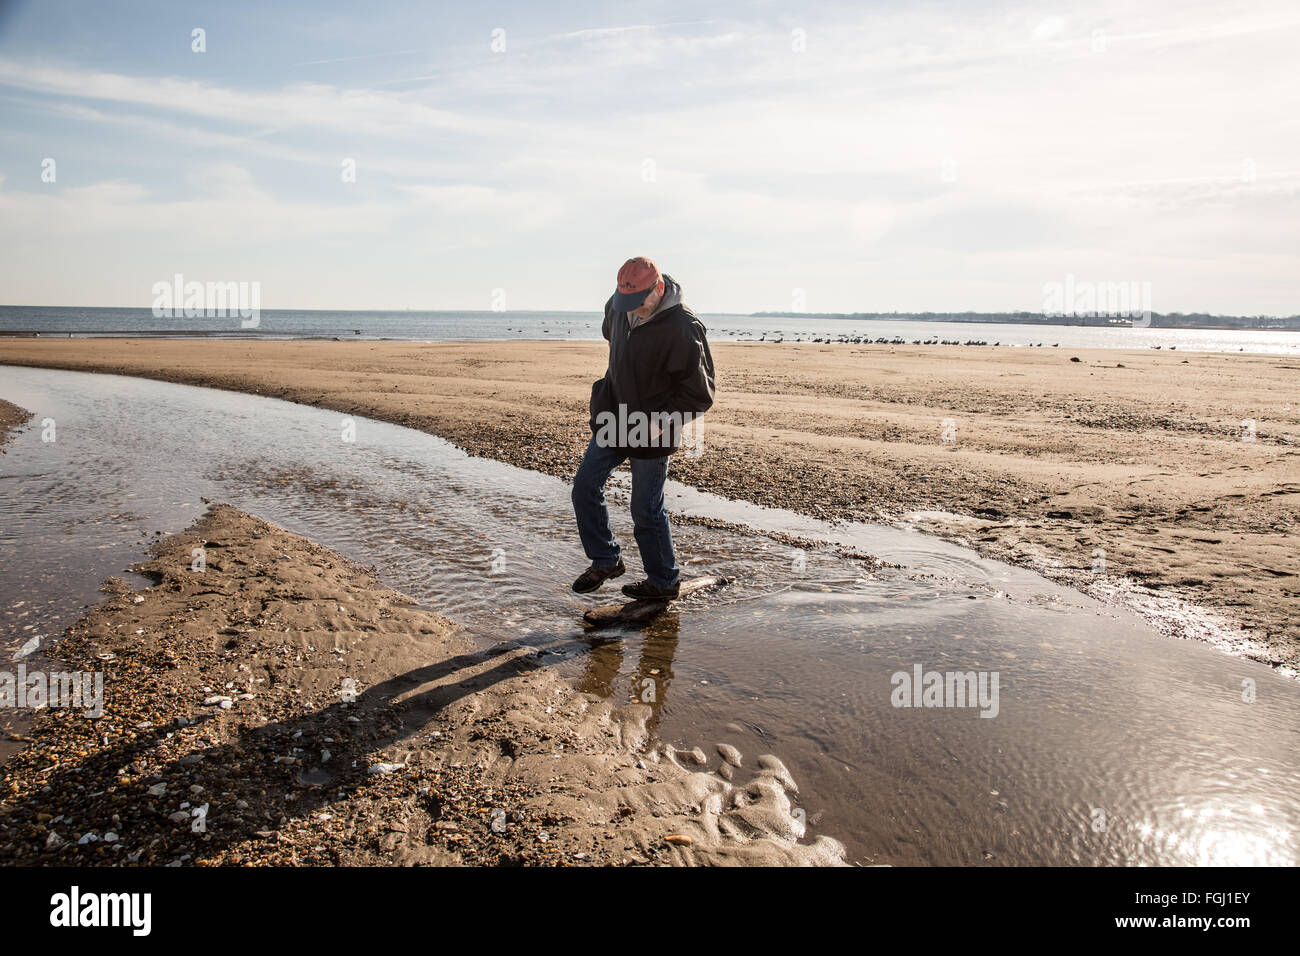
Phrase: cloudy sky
[{"left": 0, "top": 0, "right": 1296, "bottom": 314}]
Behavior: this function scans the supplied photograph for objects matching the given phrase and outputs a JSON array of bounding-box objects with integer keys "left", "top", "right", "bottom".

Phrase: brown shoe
[{"left": 571, "top": 559, "right": 626, "bottom": 593}]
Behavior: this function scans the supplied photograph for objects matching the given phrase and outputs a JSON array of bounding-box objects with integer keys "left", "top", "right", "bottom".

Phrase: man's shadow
[{"left": 5, "top": 619, "right": 682, "bottom": 864}]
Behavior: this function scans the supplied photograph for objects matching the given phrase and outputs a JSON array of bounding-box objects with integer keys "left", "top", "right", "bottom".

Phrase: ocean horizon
[{"left": 2, "top": 305, "right": 1298, "bottom": 354}]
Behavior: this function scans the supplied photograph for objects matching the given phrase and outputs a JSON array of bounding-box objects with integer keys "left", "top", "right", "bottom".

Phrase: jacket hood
[
  {"left": 654, "top": 273, "right": 682, "bottom": 314},
  {"left": 629, "top": 273, "right": 682, "bottom": 329}
]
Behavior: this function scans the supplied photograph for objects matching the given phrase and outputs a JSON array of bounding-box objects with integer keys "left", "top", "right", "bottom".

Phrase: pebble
[{"left": 368, "top": 762, "right": 405, "bottom": 775}]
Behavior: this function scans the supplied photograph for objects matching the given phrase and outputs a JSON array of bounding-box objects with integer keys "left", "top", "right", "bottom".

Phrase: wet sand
[
  {"left": 0, "top": 503, "right": 840, "bottom": 866},
  {"left": 2, "top": 338, "right": 1296, "bottom": 672},
  {"left": 0, "top": 399, "right": 37, "bottom": 763}
]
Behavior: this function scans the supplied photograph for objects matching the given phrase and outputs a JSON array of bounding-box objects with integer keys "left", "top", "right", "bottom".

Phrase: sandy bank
[
  {"left": 0, "top": 503, "right": 843, "bottom": 866},
  {"left": 0, "top": 398, "right": 32, "bottom": 450},
  {"left": 1, "top": 338, "right": 1296, "bottom": 673}
]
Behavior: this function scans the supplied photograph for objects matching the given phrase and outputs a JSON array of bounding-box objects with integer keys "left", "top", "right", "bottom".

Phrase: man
[{"left": 571, "top": 256, "right": 716, "bottom": 599}]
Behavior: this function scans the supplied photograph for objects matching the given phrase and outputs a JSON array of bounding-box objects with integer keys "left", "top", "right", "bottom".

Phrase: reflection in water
[
  {"left": 1, "top": 366, "right": 1297, "bottom": 866},
  {"left": 576, "top": 615, "right": 682, "bottom": 736}
]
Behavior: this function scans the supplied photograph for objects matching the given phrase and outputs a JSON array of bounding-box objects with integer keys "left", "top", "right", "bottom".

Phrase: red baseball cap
[{"left": 613, "top": 256, "right": 662, "bottom": 311}]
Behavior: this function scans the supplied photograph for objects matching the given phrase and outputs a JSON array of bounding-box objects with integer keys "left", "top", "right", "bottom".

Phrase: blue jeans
[{"left": 571, "top": 435, "right": 680, "bottom": 588}]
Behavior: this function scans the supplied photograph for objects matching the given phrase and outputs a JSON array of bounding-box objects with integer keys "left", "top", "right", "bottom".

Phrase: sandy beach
[
  {"left": 0, "top": 502, "right": 840, "bottom": 866},
  {"left": 2, "top": 338, "right": 1297, "bottom": 674}
]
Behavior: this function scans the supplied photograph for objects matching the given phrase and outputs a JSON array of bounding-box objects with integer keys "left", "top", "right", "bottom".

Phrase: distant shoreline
[
  {"left": 2, "top": 304, "right": 1298, "bottom": 332},
  {"left": 749, "top": 312, "right": 1300, "bottom": 330}
]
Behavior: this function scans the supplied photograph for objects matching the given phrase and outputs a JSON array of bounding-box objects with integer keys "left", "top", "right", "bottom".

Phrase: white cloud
[
  {"left": 398, "top": 183, "right": 567, "bottom": 231},
  {"left": 0, "top": 175, "right": 399, "bottom": 242},
  {"left": 0, "top": 59, "right": 527, "bottom": 140},
  {"left": 0, "top": 0, "right": 1297, "bottom": 313},
  {"left": 1031, "top": 16, "right": 1069, "bottom": 42}
]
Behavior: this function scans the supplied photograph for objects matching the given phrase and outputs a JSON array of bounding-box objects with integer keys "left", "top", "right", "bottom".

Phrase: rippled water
[{"left": 1, "top": 366, "right": 1297, "bottom": 865}]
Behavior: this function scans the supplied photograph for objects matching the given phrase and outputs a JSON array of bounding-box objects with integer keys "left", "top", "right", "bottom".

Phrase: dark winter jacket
[{"left": 588, "top": 273, "right": 716, "bottom": 458}]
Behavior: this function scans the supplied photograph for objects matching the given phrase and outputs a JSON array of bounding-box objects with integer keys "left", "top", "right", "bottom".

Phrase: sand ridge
[{"left": 0, "top": 398, "right": 32, "bottom": 450}]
